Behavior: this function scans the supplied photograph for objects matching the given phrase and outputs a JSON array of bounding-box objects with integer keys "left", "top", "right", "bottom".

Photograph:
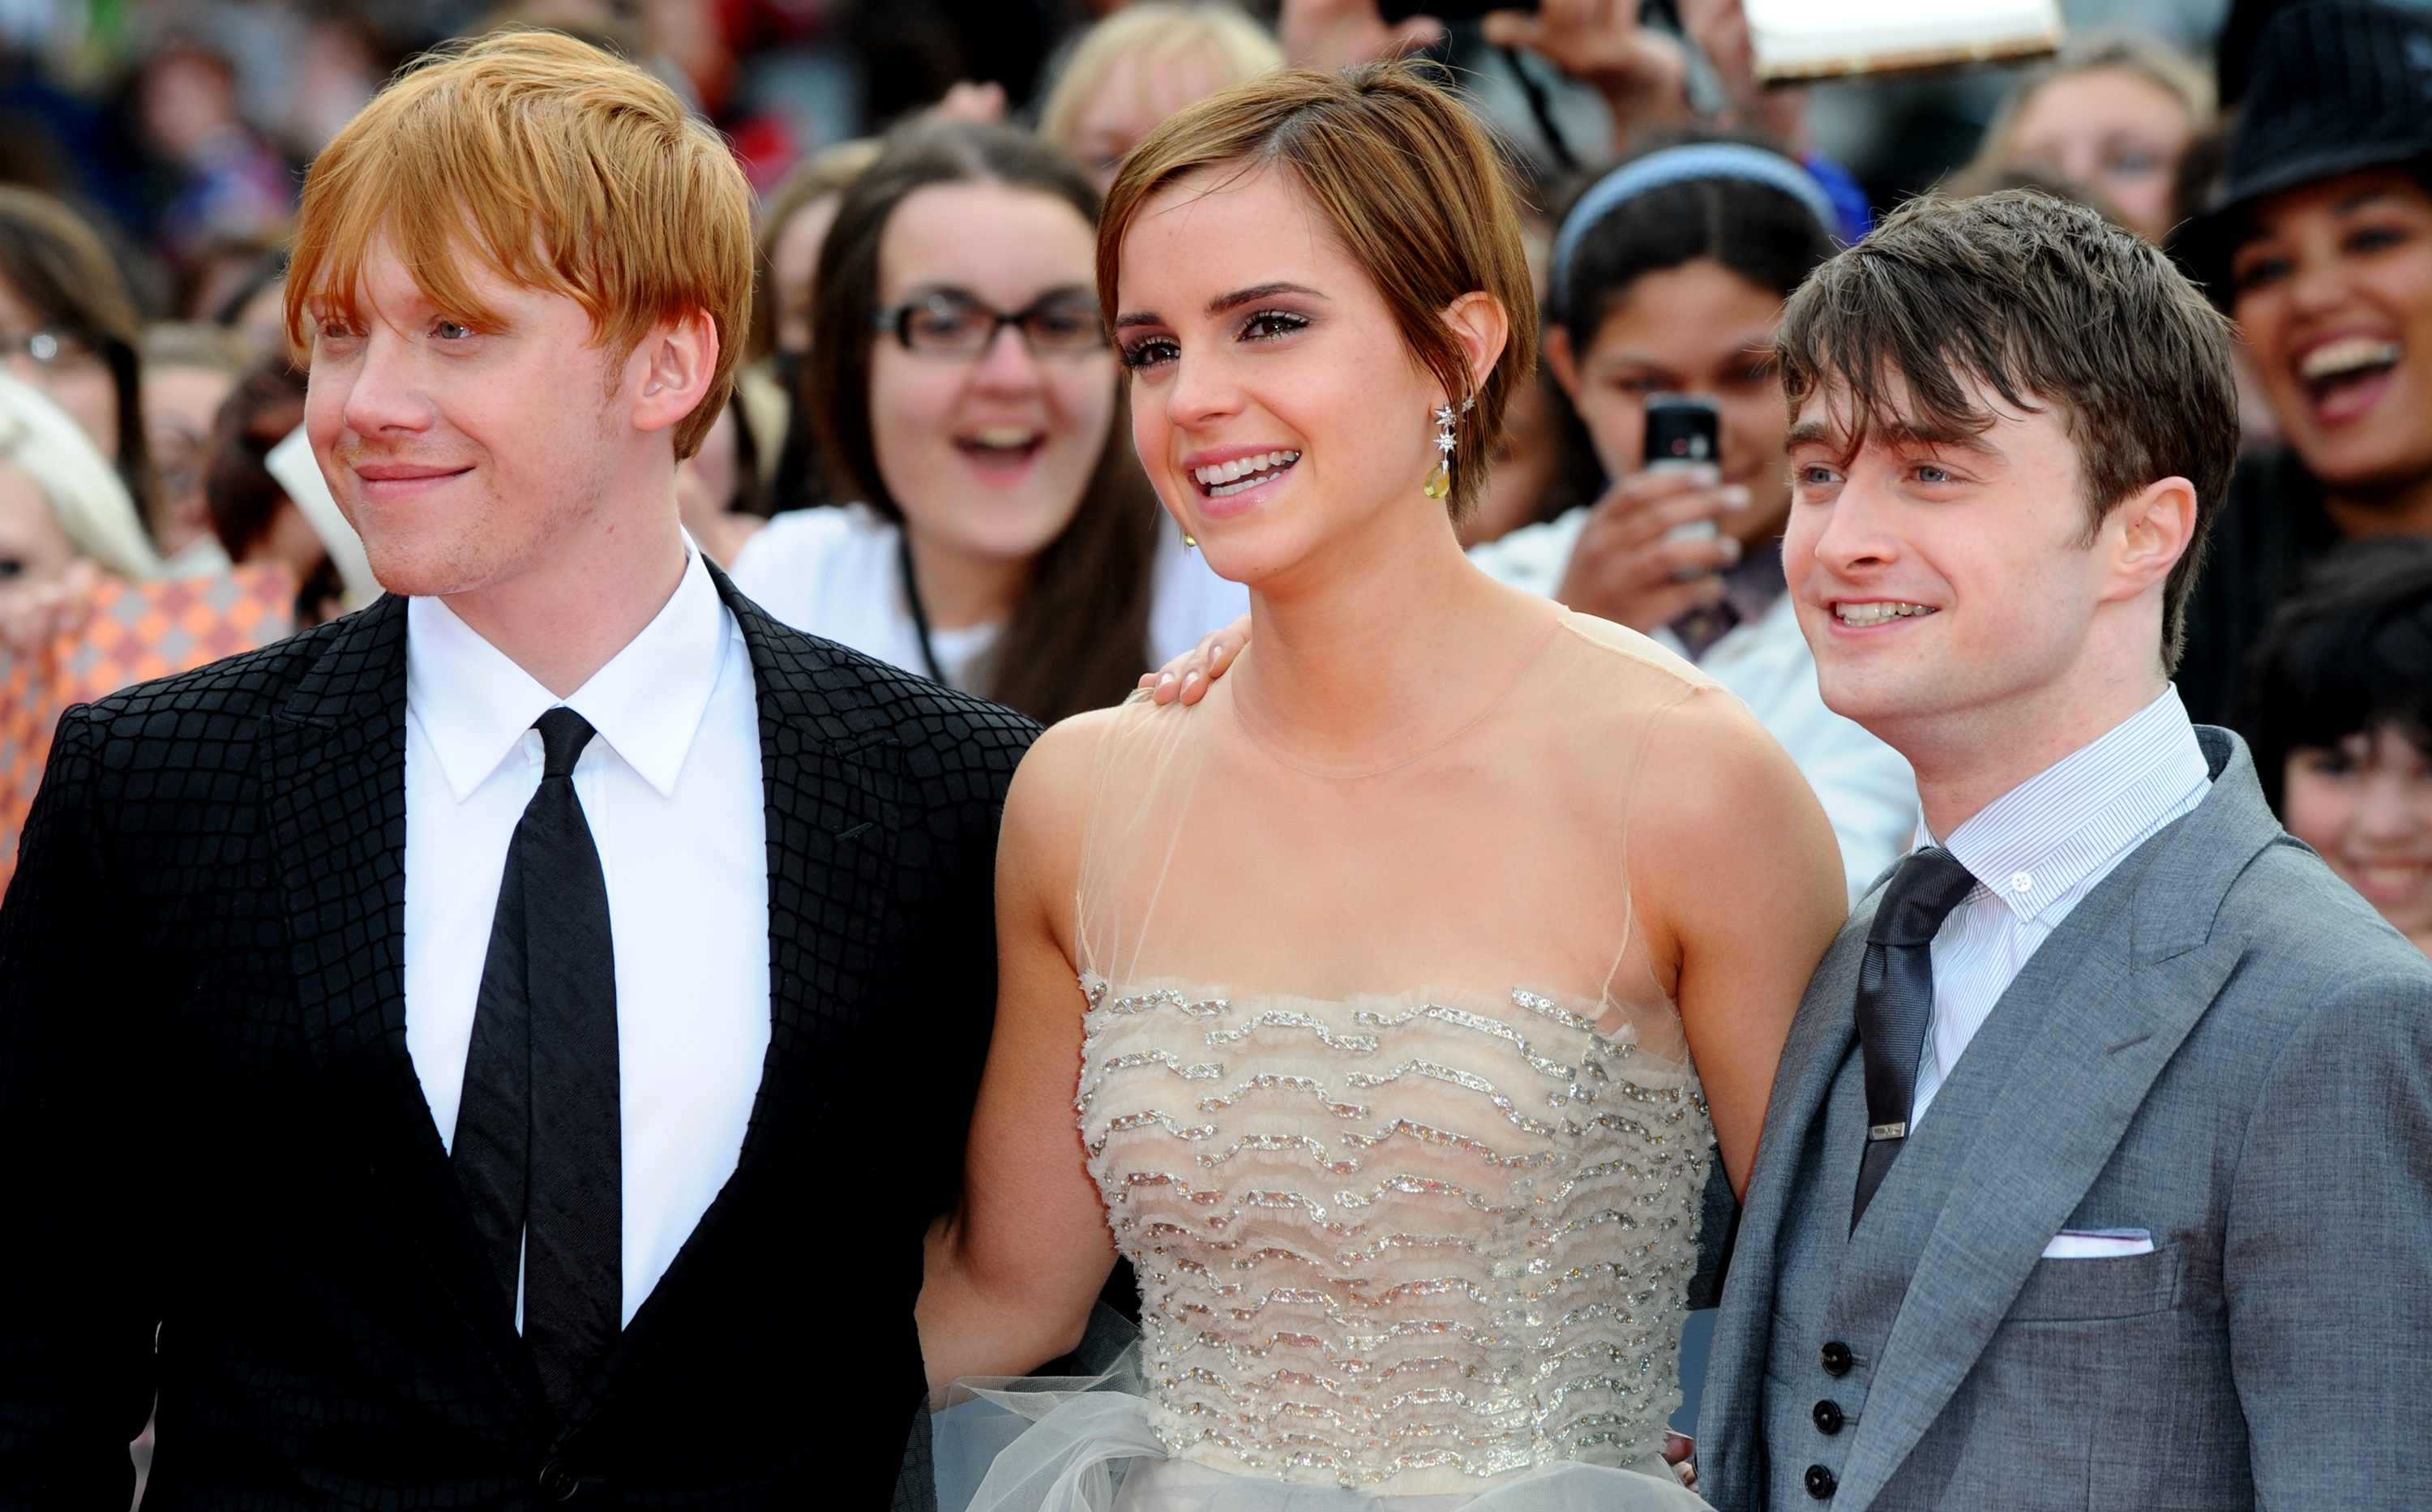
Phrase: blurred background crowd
[{"left": 0, "top": 0, "right": 2429, "bottom": 966}]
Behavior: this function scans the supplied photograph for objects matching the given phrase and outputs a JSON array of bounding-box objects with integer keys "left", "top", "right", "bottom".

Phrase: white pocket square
[{"left": 2040, "top": 1227, "right": 2154, "bottom": 1259}]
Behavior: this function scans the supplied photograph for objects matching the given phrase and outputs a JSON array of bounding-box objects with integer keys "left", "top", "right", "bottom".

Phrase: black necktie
[
  {"left": 1851, "top": 846, "right": 1979, "bottom": 1231},
  {"left": 454, "top": 706, "right": 622, "bottom": 1418}
]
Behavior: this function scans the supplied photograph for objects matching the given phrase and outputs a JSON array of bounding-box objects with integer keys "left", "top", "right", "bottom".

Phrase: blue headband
[{"left": 1552, "top": 143, "right": 1839, "bottom": 309}]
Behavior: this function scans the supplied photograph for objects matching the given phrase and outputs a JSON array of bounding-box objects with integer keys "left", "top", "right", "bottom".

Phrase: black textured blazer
[{"left": 0, "top": 572, "right": 1038, "bottom": 1510}]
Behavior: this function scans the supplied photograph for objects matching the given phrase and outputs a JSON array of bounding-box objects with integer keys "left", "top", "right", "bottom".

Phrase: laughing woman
[{"left": 727, "top": 122, "right": 1244, "bottom": 723}]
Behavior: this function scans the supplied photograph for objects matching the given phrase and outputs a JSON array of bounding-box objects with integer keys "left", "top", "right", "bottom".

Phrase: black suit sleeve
[{"left": 0, "top": 708, "right": 160, "bottom": 1507}]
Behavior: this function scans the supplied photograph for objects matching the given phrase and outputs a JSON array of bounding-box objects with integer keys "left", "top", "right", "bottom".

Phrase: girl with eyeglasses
[{"left": 727, "top": 122, "right": 1244, "bottom": 723}]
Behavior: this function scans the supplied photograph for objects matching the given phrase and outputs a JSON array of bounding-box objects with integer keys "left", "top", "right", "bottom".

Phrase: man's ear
[
  {"left": 2104, "top": 474, "right": 2199, "bottom": 602},
  {"left": 628, "top": 309, "right": 720, "bottom": 439},
  {"left": 1544, "top": 324, "right": 1583, "bottom": 404},
  {"left": 1439, "top": 290, "right": 1509, "bottom": 399}
]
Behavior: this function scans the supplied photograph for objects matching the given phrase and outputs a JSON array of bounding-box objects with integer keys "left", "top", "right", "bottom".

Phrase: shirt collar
[
  {"left": 1920, "top": 685, "right": 2213, "bottom": 923},
  {"left": 406, "top": 546, "right": 732, "bottom": 803}
]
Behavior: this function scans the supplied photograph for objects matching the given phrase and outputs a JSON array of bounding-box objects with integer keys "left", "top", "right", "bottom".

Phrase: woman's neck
[
  {"left": 2323, "top": 465, "right": 2432, "bottom": 538},
  {"left": 1228, "top": 500, "right": 1559, "bottom": 770},
  {"left": 901, "top": 521, "right": 1029, "bottom": 631}
]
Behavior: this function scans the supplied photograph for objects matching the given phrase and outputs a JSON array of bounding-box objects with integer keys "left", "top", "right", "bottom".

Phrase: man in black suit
[{"left": 0, "top": 32, "right": 1031, "bottom": 1509}]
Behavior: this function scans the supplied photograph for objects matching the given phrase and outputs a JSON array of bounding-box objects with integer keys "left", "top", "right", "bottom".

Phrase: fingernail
[
  {"left": 1158, "top": 672, "right": 1176, "bottom": 691},
  {"left": 1719, "top": 536, "right": 1742, "bottom": 562},
  {"left": 1183, "top": 671, "right": 1202, "bottom": 695},
  {"left": 1693, "top": 464, "right": 1722, "bottom": 486},
  {"left": 1723, "top": 486, "right": 1750, "bottom": 508}
]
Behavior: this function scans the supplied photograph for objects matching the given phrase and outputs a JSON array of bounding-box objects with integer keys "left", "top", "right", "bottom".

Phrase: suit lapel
[
  {"left": 1828, "top": 737, "right": 2283, "bottom": 1511},
  {"left": 1698, "top": 902, "right": 1873, "bottom": 1510},
  {"left": 264, "top": 597, "right": 548, "bottom": 1425},
  {"left": 576, "top": 572, "right": 899, "bottom": 1416}
]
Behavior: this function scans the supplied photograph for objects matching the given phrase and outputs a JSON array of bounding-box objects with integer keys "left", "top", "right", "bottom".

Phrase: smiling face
[
  {"left": 2230, "top": 169, "right": 2432, "bottom": 507},
  {"left": 1552, "top": 258, "right": 1791, "bottom": 548},
  {"left": 2005, "top": 67, "right": 2193, "bottom": 243},
  {"left": 303, "top": 232, "right": 641, "bottom": 598},
  {"left": 867, "top": 180, "right": 1117, "bottom": 572},
  {"left": 1784, "top": 375, "right": 2179, "bottom": 765},
  {"left": 1115, "top": 164, "right": 1451, "bottom": 588},
  {"left": 2283, "top": 723, "right": 2432, "bottom": 952}
]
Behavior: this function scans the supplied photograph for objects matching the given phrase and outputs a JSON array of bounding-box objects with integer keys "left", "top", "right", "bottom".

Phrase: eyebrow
[
  {"left": 1115, "top": 281, "right": 1327, "bottom": 331},
  {"left": 1784, "top": 417, "right": 1999, "bottom": 457}
]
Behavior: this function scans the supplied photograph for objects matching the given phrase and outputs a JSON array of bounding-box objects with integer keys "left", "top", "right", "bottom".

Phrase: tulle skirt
[{"left": 932, "top": 1355, "right": 1711, "bottom": 1512}]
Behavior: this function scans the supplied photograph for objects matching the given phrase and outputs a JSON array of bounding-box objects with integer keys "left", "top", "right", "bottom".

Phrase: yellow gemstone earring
[
  {"left": 1423, "top": 402, "right": 1458, "bottom": 499},
  {"left": 1183, "top": 532, "right": 1198, "bottom": 548}
]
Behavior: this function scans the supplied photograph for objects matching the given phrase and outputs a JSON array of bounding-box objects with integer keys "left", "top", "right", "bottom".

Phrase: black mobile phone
[
  {"left": 1643, "top": 393, "right": 1721, "bottom": 473},
  {"left": 1644, "top": 393, "right": 1723, "bottom": 566},
  {"left": 1377, "top": 0, "right": 1539, "bottom": 23}
]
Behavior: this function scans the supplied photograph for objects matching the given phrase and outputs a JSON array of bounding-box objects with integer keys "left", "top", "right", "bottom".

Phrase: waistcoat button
[
  {"left": 1820, "top": 1339, "right": 1853, "bottom": 1377},
  {"left": 1813, "top": 1398, "right": 1845, "bottom": 1434},
  {"left": 537, "top": 1459, "right": 580, "bottom": 1501},
  {"left": 1805, "top": 1463, "right": 1839, "bottom": 1498}
]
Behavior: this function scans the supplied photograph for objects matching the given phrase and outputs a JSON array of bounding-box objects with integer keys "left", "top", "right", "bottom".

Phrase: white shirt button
[{"left": 2010, "top": 872, "right": 2034, "bottom": 893}]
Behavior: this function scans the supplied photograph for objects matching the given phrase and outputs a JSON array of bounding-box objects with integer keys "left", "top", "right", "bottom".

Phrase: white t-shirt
[{"left": 726, "top": 502, "right": 1248, "bottom": 696}]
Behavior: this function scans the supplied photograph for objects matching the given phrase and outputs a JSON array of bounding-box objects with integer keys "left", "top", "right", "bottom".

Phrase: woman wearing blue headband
[{"left": 1472, "top": 138, "right": 1917, "bottom": 898}]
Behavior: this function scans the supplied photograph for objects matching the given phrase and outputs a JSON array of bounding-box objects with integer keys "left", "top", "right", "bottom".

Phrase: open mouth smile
[
  {"left": 2296, "top": 334, "right": 2404, "bottom": 420},
  {"left": 1192, "top": 450, "right": 1299, "bottom": 498},
  {"left": 957, "top": 425, "right": 1045, "bottom": 466},
  {"left": 1833, "top": 601, "right": 1936, "bottom": 628}
]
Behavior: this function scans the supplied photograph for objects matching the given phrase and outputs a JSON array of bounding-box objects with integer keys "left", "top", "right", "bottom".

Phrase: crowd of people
[{"left": 2, "top": 0, "right": 2431, "bottom": 1508}]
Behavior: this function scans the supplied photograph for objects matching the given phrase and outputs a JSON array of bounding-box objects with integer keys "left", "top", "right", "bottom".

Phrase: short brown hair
[
  {"left": 1097, "top": 61, "right": 1537, "bottom": 523},
  {"left": 287, "top": 29, "right": 752, "bottom": 458},
  {"left": 1779, "top": 190, "right": 2238, "bottom": 671}
]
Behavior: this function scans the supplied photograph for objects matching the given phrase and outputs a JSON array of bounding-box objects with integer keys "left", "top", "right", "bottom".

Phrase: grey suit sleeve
[{"left": 2225, "top": 965, "right": 2432, "bottom": 1506}]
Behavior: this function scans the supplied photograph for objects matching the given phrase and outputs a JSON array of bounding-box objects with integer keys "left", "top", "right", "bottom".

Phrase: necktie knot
[
  {"left": 1868, "top": 846, "right": 1980, "bottom": 948},
  {"left": 534, "top": 707, "right": 596, "bottom": 781}
]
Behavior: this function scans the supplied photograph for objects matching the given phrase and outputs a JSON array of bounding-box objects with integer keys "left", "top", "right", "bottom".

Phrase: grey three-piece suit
[{"left": 1698, "top": 728, "right": 2432, "bottom": 1510}]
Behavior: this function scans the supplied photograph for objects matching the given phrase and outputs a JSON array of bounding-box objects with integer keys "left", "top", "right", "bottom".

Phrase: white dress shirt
[
  {"left": 402, "top": 546, "right": 771, "bottom": 1326},
  {"left": 1468, "top": 506, "right": 1918, "bottom": 898},
  {"left": 727, "top": 502, "right": 1248, "bottom": 692},
  {"left": 1910, "top": 686, "right": 2214, "bottom": 1126}
]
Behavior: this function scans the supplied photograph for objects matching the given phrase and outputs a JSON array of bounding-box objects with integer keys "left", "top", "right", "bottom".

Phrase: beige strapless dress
[{"left": 945, "top": 613, "right": 1733, "bottom": 1512}]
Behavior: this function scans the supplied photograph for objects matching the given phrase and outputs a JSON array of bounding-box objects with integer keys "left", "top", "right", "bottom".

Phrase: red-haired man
[{"left": 0, "top": 32, "right": 1030, "bottom": 1506}]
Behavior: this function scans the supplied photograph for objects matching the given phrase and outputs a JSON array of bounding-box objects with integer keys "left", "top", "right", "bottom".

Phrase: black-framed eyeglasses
[
  {"left": 873, "top": 289, "right": 1108, "bottom": 360},
  {"left": 0, "top": 328, "right": 102, "bottom": 368}
]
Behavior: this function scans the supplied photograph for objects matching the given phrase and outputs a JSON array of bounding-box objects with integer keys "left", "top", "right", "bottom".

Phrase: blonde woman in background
[
  {"left": 1038, "top": 2, "right": 1282, "bottom": 195},
  {"left": 1962, "top": 30, "right": 2213, "bottom": 246},
  {"left": 0, "top": 371, "right": 160, "bottom": 653}
]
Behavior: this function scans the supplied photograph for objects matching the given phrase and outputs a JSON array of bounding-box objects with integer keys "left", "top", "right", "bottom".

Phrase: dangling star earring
[{"left": 1423, "top": 396, "right": 1473, "bottom": 500}]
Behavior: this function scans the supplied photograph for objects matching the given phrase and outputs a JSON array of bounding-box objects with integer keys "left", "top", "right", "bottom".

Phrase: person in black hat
[{"left": 2169, "top": 0, "right": 2432, "bottom": 729}]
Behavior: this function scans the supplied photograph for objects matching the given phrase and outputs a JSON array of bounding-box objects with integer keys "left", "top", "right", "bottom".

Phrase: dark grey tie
[
  {"left": 1851, "top": 846, "right": 1979, "bottom": 1231},
  {"left": 454, "top": 706, "right": 622, "bottom": 1419}
]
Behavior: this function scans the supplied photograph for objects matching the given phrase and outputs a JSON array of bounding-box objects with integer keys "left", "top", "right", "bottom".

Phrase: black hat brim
[{"left": 2170, "top": 141, "right": 2432, "bottom": 311}]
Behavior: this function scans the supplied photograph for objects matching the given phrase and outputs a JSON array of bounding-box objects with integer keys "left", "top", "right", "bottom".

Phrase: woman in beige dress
[{"left": 918, "top": 62, "right": 1846, "bottom": 1512}]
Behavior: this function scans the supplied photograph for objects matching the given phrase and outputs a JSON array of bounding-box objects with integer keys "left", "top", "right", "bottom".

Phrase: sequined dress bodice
[
  {"left": 1070, "top": 612, "right": 1728, "bottom": 1496},
  {"left": 1077, "top": 977, "right": 1711, "bottom": 1493}
]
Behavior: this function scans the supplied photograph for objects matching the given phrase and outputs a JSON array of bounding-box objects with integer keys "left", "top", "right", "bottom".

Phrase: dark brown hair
[
  {"left": 807, "top": 119, "right": 1155, "bottom": 724},
  {"left": 0, "top": 186, "right": 156, "bottom": 531},
  {"left": 1778, "top": 189, "right": 2239, "bottom": 671},
  {"left": 2246, "top": 536, "right": 2432, "bottom": 812},
  {"left": 1098, "top": 61, "right": 1537, "bottom": 524}
]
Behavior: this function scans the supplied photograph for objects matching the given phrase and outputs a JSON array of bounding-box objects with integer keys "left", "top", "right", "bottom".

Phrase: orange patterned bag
[{"left": 0, "top": 565, "right": 296, "bottom": 897}]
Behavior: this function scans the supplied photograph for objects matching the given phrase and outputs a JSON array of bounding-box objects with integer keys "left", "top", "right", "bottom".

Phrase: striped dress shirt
[{"left": 1910, "top": 687, "right": 2214, "bottom": 1127}]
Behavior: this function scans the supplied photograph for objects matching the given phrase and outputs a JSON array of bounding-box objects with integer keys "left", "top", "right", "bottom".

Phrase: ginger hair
[{"left": 286, "top": 29, "right": 752, "bottom": 458}]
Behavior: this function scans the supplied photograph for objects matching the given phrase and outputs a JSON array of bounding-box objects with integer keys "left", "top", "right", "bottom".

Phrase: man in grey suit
[{"left": 1695, "top": 190, "right": 2432, "bottom": 1509}]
